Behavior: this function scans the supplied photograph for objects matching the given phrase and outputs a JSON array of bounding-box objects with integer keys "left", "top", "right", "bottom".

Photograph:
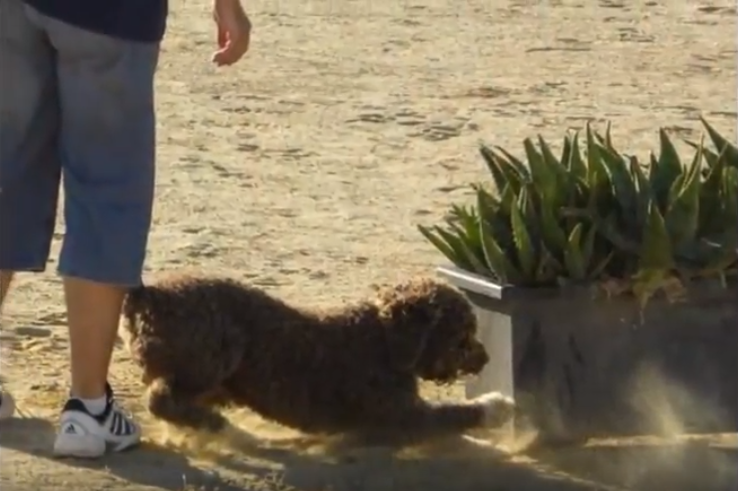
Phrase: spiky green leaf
[
  {"left": 477, "top": 191, "right": 523, "bottom": 283},
  {"left": 418, "top": 225, "right": 465, "bottom": 267},
  {"left": 567, "top": 132, "right": 588, "bottom": 180},
  {"left": 510, "top": 196, "right": 537, "bottom": 277},
  {"left": 479, "top": 145, "right": 509, "bottom": 193},
  {"left": 539, "top": 201, "right": 568, "bottom": 252},
  {"left": 665, "top": 143, "right": 702, "bottom": 247},
  {"left": 701, "top": 116, "right": 738, "bottom": 168},
  {"left": 538, "top": 135, "right": 571, "bottom": 201},
  {"left": 494, "top": 146, "right": 531, "bottom": 181},
  {"left": 436, "top": 226, "right": 491, "bottom": 276},
  {"left": 585, "top": 123, "right": 611, "bottom": 195},
  {"left": 564, "top": 223, "right": 586, "bottom": 280},
  {"left": 638, "top": 201, "right": 674, "bottom": 271},
  {"left": 524, "top": 138, "right": 558, "bottom": 207}
]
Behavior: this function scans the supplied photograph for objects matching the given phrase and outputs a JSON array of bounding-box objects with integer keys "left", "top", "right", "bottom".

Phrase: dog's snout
[{"left": 462, "top": 341, "right": 489, "bottom": 373}]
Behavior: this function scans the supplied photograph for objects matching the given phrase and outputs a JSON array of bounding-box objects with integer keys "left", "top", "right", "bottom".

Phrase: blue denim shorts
[{"left": 0, "top": 0, "right": 159, "bottom": 286}]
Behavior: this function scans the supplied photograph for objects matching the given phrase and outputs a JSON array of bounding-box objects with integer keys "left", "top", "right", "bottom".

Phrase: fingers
[
  {"left": 212, "top": 2, "right": 251, "bottom": 67},
  {"left": 217, "top": 25, "right": 227, "bottom": 49},
  {"left": 212, "top": 31, "right": 249, "bottom": 66}
]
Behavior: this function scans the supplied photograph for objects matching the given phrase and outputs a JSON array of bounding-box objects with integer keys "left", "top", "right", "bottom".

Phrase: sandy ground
[{"left": 1, "top": 0, "right": 737, "bottom": 489}]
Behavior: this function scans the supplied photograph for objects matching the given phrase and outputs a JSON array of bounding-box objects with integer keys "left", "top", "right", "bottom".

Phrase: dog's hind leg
[
  {"left": 427, "top": 392, "right": 515, "bottom": 431},
  {"left": 385, "top": 392, "right": 515, "bottom": 436},
  {"left": 146, "top": 378, "right": 228, "bottom": 433}
]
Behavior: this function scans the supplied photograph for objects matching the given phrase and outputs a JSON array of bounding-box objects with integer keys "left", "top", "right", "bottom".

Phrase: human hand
[{"left": 212, "top": 0, "right": 251, "bottom": 66}]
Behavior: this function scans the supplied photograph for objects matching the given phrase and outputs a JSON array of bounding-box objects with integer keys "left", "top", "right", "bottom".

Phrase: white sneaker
[
  {"left": 0, "top": 391, "right": 15, "bottom": 421},
  {"left": 53, "top": 384, "right": 141, "bottom": 459}
]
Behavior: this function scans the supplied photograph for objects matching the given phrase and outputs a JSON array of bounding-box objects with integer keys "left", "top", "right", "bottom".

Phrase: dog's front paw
[
  {"left": 195, "top": 410, "right": 227, "bottom": 433},
  {"left": 473, "top": 392, "right": 516, "bottom": 428}
]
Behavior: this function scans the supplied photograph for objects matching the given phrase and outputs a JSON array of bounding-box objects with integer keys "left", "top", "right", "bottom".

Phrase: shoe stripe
[
  {"left": 111, "top": 412, "right": 120, "bottom": 435},
  {"left": 112, "top": 412, "right": 123, "bottom": 435},
  {"left": 110, "top": 410, "right": 136, "bottom": 436}
]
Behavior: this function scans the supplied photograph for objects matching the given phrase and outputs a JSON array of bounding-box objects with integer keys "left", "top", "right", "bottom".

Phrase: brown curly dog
[{"left": 121, "top": 275, "right": 515, "bottom": 438}]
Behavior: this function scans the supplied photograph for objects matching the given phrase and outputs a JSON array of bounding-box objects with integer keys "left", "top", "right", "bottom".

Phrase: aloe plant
[{"left": 419, "top": 117, "right": 738, "bottom": 304}]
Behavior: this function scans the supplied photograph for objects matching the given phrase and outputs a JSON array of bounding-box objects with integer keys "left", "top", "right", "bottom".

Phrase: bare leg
[
  {"left": 146, "top": 378, "right": 227, "bottom": 432},
  {"left": 0, "top": 271, "right": 13, "bottom": 310},
  {"left": 423, "top": 392, "right": 516, "bottom": 431},
  {"left": 0, "top": 272, "right": 16, "bottom": 419},
  {"left": 63, "top": 277, "right": 126, "bottom": 399},
  {"left": 381, "top": 392, "right": 515, "bottom": 437}
]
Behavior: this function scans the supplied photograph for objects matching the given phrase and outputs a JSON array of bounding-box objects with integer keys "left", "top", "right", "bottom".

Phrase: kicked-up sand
[{"left": 1, "top": 0, "right": 736, "bottom": 490}]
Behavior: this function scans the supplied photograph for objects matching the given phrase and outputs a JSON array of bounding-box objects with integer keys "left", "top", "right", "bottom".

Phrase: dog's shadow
[
  {"left": 0, "top": 415, "right": 402, "bottom": 491},
  {"left": 15, "top": 415, "right": 718, "bottom": 491},
  {"left": 0, "top": 416, "right": 340, "bottom": 490},
  {"left": 0, "top": 416, "right": 257, "bottom": 490},
  {"left": 178, "top": 424, "right": 611, "bottom": 491},
  {"left": 0, "top": 415, "right": 617, "bottom": 491}
]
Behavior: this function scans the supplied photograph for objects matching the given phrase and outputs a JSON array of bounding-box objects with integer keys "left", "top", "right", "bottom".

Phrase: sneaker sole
[
  {"left": 53, "top": 434, "right": 142, "bottom": 459},
  {"left": 53, "top": 434, "right": 107, "bottom": 459}
]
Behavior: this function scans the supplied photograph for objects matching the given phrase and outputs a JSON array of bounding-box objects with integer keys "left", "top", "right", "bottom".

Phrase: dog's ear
[{"left": 375, "top": 279, "right": 442, "bottom": 371}]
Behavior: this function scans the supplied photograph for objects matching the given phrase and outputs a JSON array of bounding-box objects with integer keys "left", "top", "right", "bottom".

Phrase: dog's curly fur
[{"left": 121, "top": 275, "right": 515, "bottom": 437}]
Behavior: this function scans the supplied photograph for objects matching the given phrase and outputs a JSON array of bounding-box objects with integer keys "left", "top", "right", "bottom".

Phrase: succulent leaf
[
  {"left": 510, "top": 195, "right": 537, "bottom": 277},
  {"left": 436, "top": 226, "right": 491, "bottom": 276},
  {"left": 477, "top": 191, "right": 523, "bottom": 283},
  {"left": 701, "top": 116, "right": 738, "bottom": 168},
  {"left": 567, "top": 132, "right": 588, "bottom": 179},
  {"left": 665, "top": 143, "right": 702, "bottom": 247},
  {"left": 638, "top": 201, "right": 674, "bottom": 271},
  {"left": 524, "top": 138, "right": 558, "bottom": 207},
  {"left": 419, "top": 120, "right": 737, "bottom": 304},
  {"left": 494, "top": 145, "right": 531, "bottom": 180},
  {"left": 479, "top": 145, "right": 509, "bottom": 193},
  {"left": 564, "top": 223, "right": 586, "bottom": 280},
  {"left": 418, "top": 225, "right": 462, "bottom": 266}
]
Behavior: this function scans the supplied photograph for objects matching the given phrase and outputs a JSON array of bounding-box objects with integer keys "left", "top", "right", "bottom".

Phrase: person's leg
[
  {"left": 33, "top": 11, "right": 158, "bottom": 457},
  {"left": 0, "top": 271, "right": 12, "bottom": 420},
  {"left": 1, "top": 270, "right": 13, "bottom": 418},
  {"left": 0, "top": 391, "right": 16, "bottom": 420},
  {"left": 0, "top": 0, "right": 62, "bottom": 421},
  {"left": 0, "top": 272, "right": 13, "bottom": 309}
]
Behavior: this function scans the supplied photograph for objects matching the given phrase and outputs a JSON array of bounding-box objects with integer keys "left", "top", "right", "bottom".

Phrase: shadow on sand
[
  {"left": 0, "top": 416, "right": 597, "bottom": 491},
  {"left": 1, "top": 416, "right": 735, "bottom": 491},
  {"left": 528, "top": 435, "right": 737, "bottom": 491}
]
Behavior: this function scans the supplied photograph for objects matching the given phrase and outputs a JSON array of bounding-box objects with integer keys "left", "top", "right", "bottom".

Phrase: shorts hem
[
  {"left": 0, "top": 263, "right": 48, "bottom": 274},
  {"left": 57, "top": 267, "right": 143, "bottom": 288}
]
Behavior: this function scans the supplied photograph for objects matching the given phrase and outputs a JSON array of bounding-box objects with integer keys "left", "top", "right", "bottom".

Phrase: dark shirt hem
[{"left": 23, "top": 0, "right": 168, "bottom": 44}]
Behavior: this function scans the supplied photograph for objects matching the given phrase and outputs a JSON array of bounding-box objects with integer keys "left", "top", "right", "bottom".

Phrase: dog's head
[{"left": 375, "top": 278, "right": 489, "bottom": 384}]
